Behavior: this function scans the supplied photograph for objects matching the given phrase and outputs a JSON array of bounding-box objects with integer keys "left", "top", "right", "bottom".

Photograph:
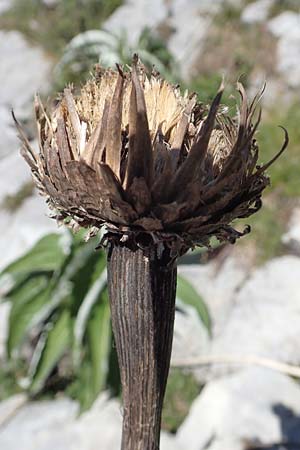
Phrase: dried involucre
[{"left": 17, "top": 56, "right": 288, "bottom": 255}]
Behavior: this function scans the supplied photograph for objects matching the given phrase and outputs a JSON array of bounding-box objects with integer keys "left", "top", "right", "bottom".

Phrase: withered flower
[{"left": 16, "top": 55, "right": 287, "bottom": 450}]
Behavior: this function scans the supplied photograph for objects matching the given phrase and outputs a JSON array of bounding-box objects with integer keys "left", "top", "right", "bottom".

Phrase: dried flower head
[{"left": 16, "top": 55, "right": 288, "bottom": 255}]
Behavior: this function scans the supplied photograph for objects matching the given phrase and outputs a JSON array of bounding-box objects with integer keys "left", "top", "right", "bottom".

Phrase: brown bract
[{"left": 15, "top": 55, "right": 288, "bottom": 255}]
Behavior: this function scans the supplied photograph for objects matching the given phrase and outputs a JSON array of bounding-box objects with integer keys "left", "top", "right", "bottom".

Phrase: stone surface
[
  {"left": 167, "top": 12, "right": 211, "bottom": 80},
  {"left": 0, "top": 31, "right": 51, "bottom": 117},
  {"left": 0, "top": 397, "right": 79, "bottom": 450},
  {"left": 0, "top": 195, "right": 57, "bottom": 272},
  {"left": 0, "top": 151, "right": 32, "bottom": 203},
  {"left": 177, "top": 368, "right": 300, "bottom": 450},
  {"left": 0, "top": 0, "right": 11, "bottom": 14},
  {"left": 241, "top": 0, "right": 274, "bottom": 24},
  {"left": 104, "top": 0, "right": 168, "bottom": 45},
  {"left": 267, "top": 11, "right": 300, "bottom": 38},
  {"left": 282, "top": 208, "right": 300, "bottom": 255},
  {"left": 178, "top": 255, "right": 300, "bottom": 383},
  {"left": 172, "top": 302, "right": 210, "bottom": 364},
  {"left": 208, "top": 256, "right": 300, "bottom": 371},
  {"left": 103, "top": 0, "right": 244, "bottom": 81},
  {"left": 0, "top": 31, "right": 51, "bottom": 159},
  {"left": 0, "top": 303, "right": 10, "bottom": 359},
  {"left": 0, "top": 107, "right": 20, "bottom": 161},
  {"left": 268, "top": 12, "right": 300, "bottom": 88},
  {"left": 0, "top": 393, "right": 181, "bottom": 450},
  {"left": 178, "top": 251, "right": 251, "bottom": 337},
  {"left": 0, "top": 394, "right": 27, "bottom": 427}
]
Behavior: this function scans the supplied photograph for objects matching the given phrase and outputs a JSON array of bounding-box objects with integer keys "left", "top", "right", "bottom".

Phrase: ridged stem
[{"left": 107, "top": 242, "right": 177, "bottom": 450}]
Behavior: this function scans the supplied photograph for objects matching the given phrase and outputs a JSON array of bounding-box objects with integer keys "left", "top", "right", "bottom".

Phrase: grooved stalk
[{"left": 107, "top": 242, "right": 177, "bottom": 450}]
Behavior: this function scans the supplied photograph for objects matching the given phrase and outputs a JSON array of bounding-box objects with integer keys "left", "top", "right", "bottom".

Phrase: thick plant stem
[{"left": 107, "top": 242, "right": 177, "bottom": 450}]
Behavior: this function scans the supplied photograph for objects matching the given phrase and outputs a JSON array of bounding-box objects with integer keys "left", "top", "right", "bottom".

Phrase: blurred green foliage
[
  {"left": 1, "top": 0, "right": 299, "bottom": 414},
  {"left": 1, "top": 231, "right": 110, "bottom": 411},
  {"left": 55, "top": 27, "right": 176, "bottom": 91},
  {"left": 269, "top": 0, "right": 300, "bottom": 16},
  {"left": 257, "top": 104, "right": 300, "bottom": 197},
  {"left": 0, "top": 363, "right": 23, "bottom": 401},
  {"left": 240, "top": 205, "right": 285, "bottom": 264},
  {"left": 0, "top": 0, "right": 122, "bottom": 56},
  {"left": 162, "top": 369, "right": 201, "bottom": 433},
  {"left": 0, "top": 232, "right": 209, "bottom": 410},
  {"left": 2, "top": 181, "right": 34, "bottom": 212}
]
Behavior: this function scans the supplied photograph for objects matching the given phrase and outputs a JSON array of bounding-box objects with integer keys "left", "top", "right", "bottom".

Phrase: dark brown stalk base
[{"left": 107, "top": 241, "right": 177, "bottom": 450}]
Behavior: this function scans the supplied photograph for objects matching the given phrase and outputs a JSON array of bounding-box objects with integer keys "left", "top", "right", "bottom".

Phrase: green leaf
[
  {"left": 6, "top": 275, "right": 52, "bottom": 357},
  {"left": 69, "top": 246, "right": 106, "bottom": 316},
  {"left": 176, "top": 275, "right": 211, "bottom": 334},
  {"left": 87, "top": 290, "right": 111, "bottom": 403},
  {"left": 73, "top": 291, "right": 111, "bottom": 411},
  {"left": 29, "top": 309, "right": 71, "bottom": 394},
  {"left": 1, "top": 234, "right": 68, "bottom": 283}
]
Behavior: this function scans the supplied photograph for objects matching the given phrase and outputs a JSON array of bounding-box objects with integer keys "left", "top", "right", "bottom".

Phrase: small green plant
[
  {"left": 54, "top": 27, "right": 177, "bottom": 89},
  {"left": 269, "top": 0, "right": 300, "bottom": 17},
  {"left": 162, "top": 369, "right": 201, "bottom": 433},
  {"left": 0, "top": 0, "right": 122, "bottom": 56},
  {"left": 256, "top": 103, "right": 300, "bottom": 197},
  {"left": 1, "top": 181, "right": 34, "bottom": 212},
  {"left": 240, "top": 204, "right": 285, "bottom": 263},
  {"left": 188, "top": 73, "right": 236, "bottom": 110},
  {"left": 0, "top": 231, "right": 210, "bottom": 410}
]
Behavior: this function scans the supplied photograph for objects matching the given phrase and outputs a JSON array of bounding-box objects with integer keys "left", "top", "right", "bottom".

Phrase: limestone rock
[
  {"left": 241, "top": 0, "right": 274, "bottom": 24},
  {"left": 104, "top": 0, "right": 168, "bottom": 45},
  {"left": 0, "top": 30, "right": 51, "bottom": 126},
  {"left": 177, "top": 368, "right": 300, "bottom": 450},
  {"left": 208, "top": 256, "right": 300, "bottom": 373},
  {"left": 0, "top": 303, "right": 10, "bottom": 359},
  {"left": 0, "top": 393, "right": 181, "bottom": 450},
  {"left": 0, "top": 0, "right": 11, "bottom": 14},
  {"left": 0, "top": 394, "right": 27, "bottom": 428},
  {"left": 0, "top": 195, "right": 58, "bottom": 272},
  {"left": 268, "top": 12, "right": 300, "bottom": 88}
]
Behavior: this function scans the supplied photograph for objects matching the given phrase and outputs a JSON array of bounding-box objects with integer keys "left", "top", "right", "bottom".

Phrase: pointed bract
[{"left": 18, "top": 59, "right": 288, "bottom": 254}]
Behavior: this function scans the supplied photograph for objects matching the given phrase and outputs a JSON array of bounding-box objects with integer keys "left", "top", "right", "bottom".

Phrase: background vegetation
[{"left": 1, "top": 0, "right": 299, "bottom": 433}]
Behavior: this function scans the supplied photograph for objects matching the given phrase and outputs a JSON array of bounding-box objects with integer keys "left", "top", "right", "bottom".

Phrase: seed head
[{"left": 16, "top": 56, "right": 288, "bottom": 255}]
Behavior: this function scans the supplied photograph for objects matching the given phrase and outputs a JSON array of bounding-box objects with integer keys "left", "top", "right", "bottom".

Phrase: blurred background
[{"left": 0, "top": 0, "right": 300, "bottom": 449}]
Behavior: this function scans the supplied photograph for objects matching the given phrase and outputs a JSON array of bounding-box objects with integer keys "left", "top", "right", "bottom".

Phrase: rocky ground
[{"left": 0, "top": 0, "right": 300, "bottom": 449}]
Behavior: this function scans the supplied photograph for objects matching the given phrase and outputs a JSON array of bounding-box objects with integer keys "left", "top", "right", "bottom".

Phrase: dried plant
[
  {"left": 15, "top": 55, "right": 288, "bottom": 450},
  {"left": 16, "top": 56, "right": 287, "bottom": 256}
]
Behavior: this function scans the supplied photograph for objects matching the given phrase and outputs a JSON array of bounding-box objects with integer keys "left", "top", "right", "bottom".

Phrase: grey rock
[
  {"left": 0, "top": 106, "right": 20, "bottom": 160},
  {"left": 0, "top": 303, "right": 10, "bottom": 359},
  {"left": 103, "top": 0, "right": 244, "bottom": 81},
  {"left": 208, "top": 256, "right": 300, "bottom": 372},
  {"left": 178, "top": 255, "right": 300, "bottom": 383},
  {"left": 0, "top": 394, "right": 27, "bottom": 427},
  {"left": 42, "top": 0, "right": 60, "bottom": 6},
  {"left": 104, "top": 0, "right": 168, "bottom": 45},
  {"left": 177, "top": 368, "right": 300, "bottom": 450},
  {"left": 0, "top": 30, "right": 51, "bottom": 121},
  {"left": 267, "top": 11, "right": 300, "bottom": 38},
  {"left": 167, "top": 12, "right": 212, "bottom": 80},
  {"left": 0, "top": 152, "right": 32, "bottom": 202},
  {"left": 178, "top": 253, "right": 251, "bottom": 337},
  {"left": 0, "top": 393, "right": 181, "bottom": 450},
  {"left": 0, "top": 31, "right": 51, "bottom": 159},
  {"left": 241, "top": 0, "right": 274, "bottom": 24},
  {"left": 172, "top": 302, "right": 210, "bottom": 364},
  {"left": 0, "top": 195, "right": 58, "bottom": 272},
  {"left": 0, "top": 397, "right": 79, "bottom": 450},
  {"left": 0, "top": 0, "right": 11, "bottom": 14},
  {"left": 268, "top": 12, "right": 300, "bottom": 87}
]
